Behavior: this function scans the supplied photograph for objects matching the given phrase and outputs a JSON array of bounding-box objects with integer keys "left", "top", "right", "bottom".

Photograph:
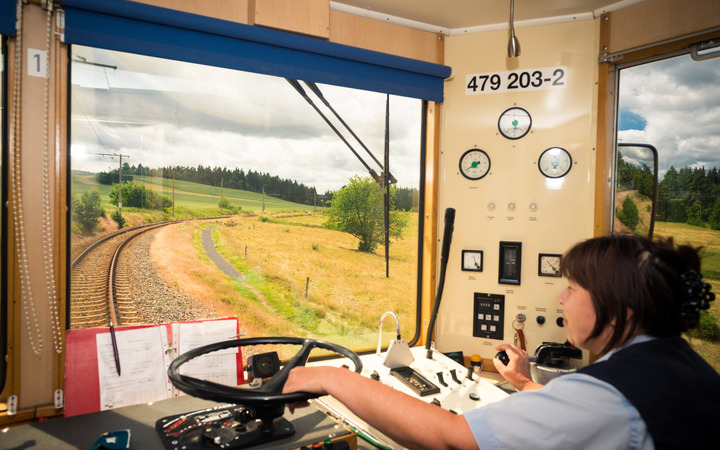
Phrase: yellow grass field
[{"left": 152, "top": 213, "right": 419, "bottom": 352}]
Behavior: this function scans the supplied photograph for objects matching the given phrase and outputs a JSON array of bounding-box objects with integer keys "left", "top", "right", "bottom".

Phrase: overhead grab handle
[{"left": 690, "top": 40, "right": 720, "bottom": 61}]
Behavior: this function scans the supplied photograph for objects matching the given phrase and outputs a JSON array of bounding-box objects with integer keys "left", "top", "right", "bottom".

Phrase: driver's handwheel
[{"left": 167, "top": 336, "right": 362, "bottom": 420}]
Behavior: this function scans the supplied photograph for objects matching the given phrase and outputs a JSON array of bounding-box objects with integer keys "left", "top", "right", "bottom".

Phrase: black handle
[{"left": 440, "top": 208, "right": 455, "bottom": 263}]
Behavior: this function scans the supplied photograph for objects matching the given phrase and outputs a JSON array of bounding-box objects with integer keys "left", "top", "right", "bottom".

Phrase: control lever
[
  {"left": 495, "top": 350, "right": 510, "bottom": 366},
  {"left": 450, "top": 369, "right": 461, "bottom": 384},
  {"left": 436, "top": 372, "right": 448, "bottom": 387}
]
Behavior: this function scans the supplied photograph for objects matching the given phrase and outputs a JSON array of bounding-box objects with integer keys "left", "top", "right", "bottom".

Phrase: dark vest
[{"left": 579, "top": 337, "right": 720, "bottom": 449}]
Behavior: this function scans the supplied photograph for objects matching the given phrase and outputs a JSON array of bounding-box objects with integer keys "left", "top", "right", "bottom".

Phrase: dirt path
[{"left": 201, "top": 225, "right": 244, "bottom": 281}]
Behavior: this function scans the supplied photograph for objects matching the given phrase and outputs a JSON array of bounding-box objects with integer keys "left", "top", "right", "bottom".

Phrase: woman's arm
[
  {"left": 283, "top": 366, "right": 478, "bottom": 450},
  {"left": 494, "top": 344, "right": 543, "bottom": 391}
]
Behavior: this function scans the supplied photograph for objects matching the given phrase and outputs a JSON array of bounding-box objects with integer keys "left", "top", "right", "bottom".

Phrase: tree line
[
  {"left": 617, "top": 154, "right": 720, "bottom": 229},
  {"left": 96, "top": 163, "right": 420, "bottom": 211}
]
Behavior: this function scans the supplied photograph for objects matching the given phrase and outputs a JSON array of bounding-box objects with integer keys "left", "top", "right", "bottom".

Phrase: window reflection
[{"left": 70, "top": 46, "right": 422, "bottom": 351}]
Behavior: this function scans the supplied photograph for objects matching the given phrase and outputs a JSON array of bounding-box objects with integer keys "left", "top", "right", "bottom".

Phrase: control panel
[
  {"left": 435, "top": 20, "right": 598, "bottom": 366},
  {"left": 312, "top": 346, "right": 509, "bottom": 448},
  {"left": 473, "top": 293, "right": 504, "bottom": 340}
]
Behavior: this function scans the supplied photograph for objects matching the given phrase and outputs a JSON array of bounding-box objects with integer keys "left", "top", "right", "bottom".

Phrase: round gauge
[
  {"left": 459, "top": 149, "right": 491, "bottom": 180},
  {"left": 538, "top": 147, "right": 572, "bottom": 178},
  {"left": 498, "top": 107, "right": 532, "bottom": 139}
]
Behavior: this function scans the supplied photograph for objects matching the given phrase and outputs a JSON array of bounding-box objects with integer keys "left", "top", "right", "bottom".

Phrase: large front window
[{"left": 70, "top": 46, "right": 422, "bottom": 352}]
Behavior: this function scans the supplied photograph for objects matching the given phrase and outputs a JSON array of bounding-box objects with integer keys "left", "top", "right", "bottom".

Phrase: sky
[
  {"left": 617, "top": 53, "right": 720, "bottom": 178},
  {"left": 70, "top": 46, "right": 422, "bottom": 194}
]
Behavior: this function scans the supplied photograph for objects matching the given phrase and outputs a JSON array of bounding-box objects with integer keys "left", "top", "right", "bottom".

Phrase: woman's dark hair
[{"left": 560, "top": 234, "right": 715, "bottom": 355}]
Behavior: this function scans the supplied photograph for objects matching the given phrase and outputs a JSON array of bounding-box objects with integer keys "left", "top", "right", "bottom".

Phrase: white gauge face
[
  {"left": 462, "top": 250, "right": 484, "bottom": 272},
  {"left": 538, "top": 147, "right": 572, "bottom": 178},
  {"left": 538, "top": 253, "right": 562, "bottom": 277},
  {"left": 498, "top": 107, "right": 532, "bottom": 139},
  {"left": 459, "top": 149, "right": 491, "bottom": 180}
]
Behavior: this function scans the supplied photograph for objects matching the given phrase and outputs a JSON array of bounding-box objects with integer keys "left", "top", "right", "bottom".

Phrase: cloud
[
  {"left": 618, "top": 54, "right": 720, "bottom": 175},
  {"left": 70, "top": 46, "right": 422, "bottom": 194}
]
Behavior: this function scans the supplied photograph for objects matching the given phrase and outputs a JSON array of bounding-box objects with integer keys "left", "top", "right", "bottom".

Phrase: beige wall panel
[
  {"left": 607, "top": 0, "right": 720, "bottom": 54},
  {"left": 255, "top": 0, "right": 330, "bottom": 38},
  {"left": 330, "top": 11, "right": 440, "bottom": 64},
  {"left": 13, "top": 4, "right": 61, "bottom": 410},
  {"left": 132, "top": 0, "right": 250, "bottom": 23},
  {"left": 436, "top": 19, "right": 600, "bottom": 365}
]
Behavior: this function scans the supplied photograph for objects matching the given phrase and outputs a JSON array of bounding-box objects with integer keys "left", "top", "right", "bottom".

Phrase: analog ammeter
[
  {"left": 538, "top": 253, "right": 562, "bottom": 277},
  {"left": 462, "top": 250, "right": 484, "bottom": 272}
]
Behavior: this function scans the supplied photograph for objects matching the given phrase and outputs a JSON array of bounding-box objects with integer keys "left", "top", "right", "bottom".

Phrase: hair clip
[{"left": 679, "top": 270, "right": 716, "bottom": 322}]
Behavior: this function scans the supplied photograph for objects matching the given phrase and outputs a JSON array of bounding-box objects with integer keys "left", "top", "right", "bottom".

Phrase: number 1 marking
[{"left": 28, "top": 48, "right": 47, "bottom": 78}]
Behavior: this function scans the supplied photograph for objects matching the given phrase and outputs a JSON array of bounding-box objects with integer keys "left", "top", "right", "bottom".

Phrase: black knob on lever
[{"left": 495, "top": 350, "right": 510, "bottom": 366}]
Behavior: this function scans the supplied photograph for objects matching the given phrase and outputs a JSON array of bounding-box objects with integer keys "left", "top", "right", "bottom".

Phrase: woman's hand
[
  {"left": 282, "top": 366, "right": 334, "bottom": 412},
  {"left": 493, "top": 344, "right": 542, "bottom": 391}
]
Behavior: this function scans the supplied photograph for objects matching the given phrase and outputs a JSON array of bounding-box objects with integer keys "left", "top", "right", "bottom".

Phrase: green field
[
  {"left": 71, "top": 173, "right": 319, "bottom": 215},
  {"left": 654, "top": 221, "right": 720, "bottom": 372}
]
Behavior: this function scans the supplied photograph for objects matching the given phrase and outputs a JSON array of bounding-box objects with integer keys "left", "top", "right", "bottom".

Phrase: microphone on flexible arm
[{"left": 425, "top": 208, "right": 456, "bottom": 359}]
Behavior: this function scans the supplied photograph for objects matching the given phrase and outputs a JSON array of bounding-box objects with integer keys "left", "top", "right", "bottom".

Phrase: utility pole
[
  {"left": 172, "top": 171, "right": 175, "bottom": 218},
  {"left": 98, "top": 153, "right": 130, "bottom": 217}
]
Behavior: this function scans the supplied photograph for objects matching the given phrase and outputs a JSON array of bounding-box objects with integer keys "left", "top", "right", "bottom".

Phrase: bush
[
  {"left": 73, "top": 190, "right": 105, "bottom": 234},
  {"left": 111, "top": 209, "right": 127, "bottom": 229},
  {"left": 219, "top": 197, "right": 240, "bottom": 214},
  {"left": 109, "top": 181, "right": 173, "bottom": 212},
  {"left": 688, "top": 311, "right": 720, "bottom": 343},
  {"left": 617, "top": 196, "right": 639, "bottom": 230}
]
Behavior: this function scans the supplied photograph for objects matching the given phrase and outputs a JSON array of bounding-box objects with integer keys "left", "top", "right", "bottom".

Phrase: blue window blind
[
  {"left": 61, "top": 0, "right": 450, "bottom": 102},
  {"left": 0, "top": 0, "right": 16, "bottom": 37}
]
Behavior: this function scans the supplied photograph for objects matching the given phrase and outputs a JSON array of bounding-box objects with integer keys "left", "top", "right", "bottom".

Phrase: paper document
[
  {"left": 176, "top": 320, "right": 239, "bottom": 388},
  {"left": 96, "top": 326, "right": 171, "bottom": 410}
]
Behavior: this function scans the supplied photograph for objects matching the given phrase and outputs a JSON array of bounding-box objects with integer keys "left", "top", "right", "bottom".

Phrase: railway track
[{"left": 70, "top": 223, "right": 170, "bottom": 329}]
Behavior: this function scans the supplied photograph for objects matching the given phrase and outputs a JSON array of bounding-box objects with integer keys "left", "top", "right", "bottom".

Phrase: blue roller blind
[
  {"left": 0, "top": 0, "right": 16, "bottom": 37},
  {"left": 60, "top": 0, "right": 450, "bottom": 102}
]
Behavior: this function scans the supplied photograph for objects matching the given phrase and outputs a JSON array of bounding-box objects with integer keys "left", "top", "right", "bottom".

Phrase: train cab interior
[{"left": 1, "top": 0, "right": 719, "bottom": 448}]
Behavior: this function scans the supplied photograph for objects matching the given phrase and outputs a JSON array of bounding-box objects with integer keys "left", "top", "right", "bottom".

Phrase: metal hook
[{"left": 376, "top": 311, "right": 401, "bottom": 355}]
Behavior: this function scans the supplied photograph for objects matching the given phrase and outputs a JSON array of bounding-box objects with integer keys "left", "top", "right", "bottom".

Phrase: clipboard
[{"left": 65, "top": 317, "right": 244, "bottom": 417}]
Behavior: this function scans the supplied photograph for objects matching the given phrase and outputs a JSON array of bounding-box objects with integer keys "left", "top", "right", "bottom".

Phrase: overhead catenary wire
[
  {"left": 285, "top": 78, "right": 383, "bottom": 184},
  {"left": 303, "top": 81, "right": 397, "bottom": 185}
]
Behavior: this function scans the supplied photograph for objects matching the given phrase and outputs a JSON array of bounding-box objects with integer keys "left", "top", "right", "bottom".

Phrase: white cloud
[
  {"left": 70, "top": 46, "right": 422, "bottom": 194},
  {"left": 618, "top": 54, "right": 720, "bottom": 174}
]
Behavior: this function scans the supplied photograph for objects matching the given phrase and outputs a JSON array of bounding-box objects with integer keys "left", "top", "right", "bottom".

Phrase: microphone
[{"left": 440, "top": 208, "right": 455, "bottom": 263}]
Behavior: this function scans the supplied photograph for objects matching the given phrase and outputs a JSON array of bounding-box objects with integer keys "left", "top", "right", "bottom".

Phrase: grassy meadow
[{"left": 150, "top": 213, "right": 420, "bottom": 354}]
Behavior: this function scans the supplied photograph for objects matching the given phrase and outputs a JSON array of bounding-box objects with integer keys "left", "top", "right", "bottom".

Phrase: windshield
[{"left": 69, "top": 45, "right": 423, "bottom": 352}]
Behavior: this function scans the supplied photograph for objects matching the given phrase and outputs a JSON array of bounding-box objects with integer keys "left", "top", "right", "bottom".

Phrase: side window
[
  {"left": 616, "top": 53, "right": 720, "bottom": 370},
  {"left": 70, "top": 46, "right": 423, "bottom": 352}
]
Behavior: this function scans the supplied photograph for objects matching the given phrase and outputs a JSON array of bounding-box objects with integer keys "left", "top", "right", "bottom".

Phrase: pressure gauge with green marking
[
  {"left": 498, "top": 107, "right": 532, "bottom": 139},
  {"left": 538, "top": 147, "right": 572, "bottom": 178},
  {"left": 459, "top": 148, "right": 491, "bottom": 180}
]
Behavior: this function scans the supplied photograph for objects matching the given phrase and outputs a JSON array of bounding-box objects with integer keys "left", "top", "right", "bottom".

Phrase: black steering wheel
[{"left": 168, "top": 337, "right": 362, "bottom": 422}]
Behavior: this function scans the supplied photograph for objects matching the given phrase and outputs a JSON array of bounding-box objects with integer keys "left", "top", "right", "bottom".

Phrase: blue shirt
[{"left": 464, "top": 336, "right": 655, "bottom": 449}]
